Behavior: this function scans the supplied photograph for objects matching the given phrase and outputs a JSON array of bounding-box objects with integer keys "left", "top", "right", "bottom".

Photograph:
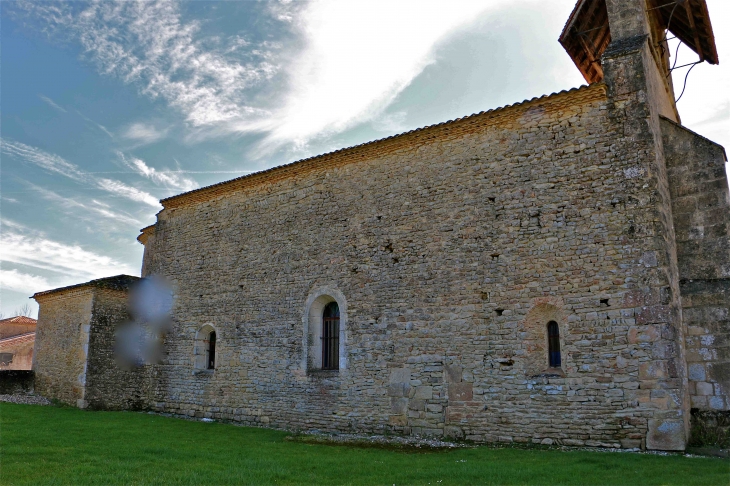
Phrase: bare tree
[{"left": 13, "top": 304, "right": 34, "bottom": 318}]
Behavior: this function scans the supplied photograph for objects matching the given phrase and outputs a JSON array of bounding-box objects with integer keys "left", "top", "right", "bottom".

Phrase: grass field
[{"left": 1, "top": 403, "right": 728, "bottom": 485}]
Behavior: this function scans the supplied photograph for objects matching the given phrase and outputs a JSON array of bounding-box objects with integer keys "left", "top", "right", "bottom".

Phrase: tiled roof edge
[
  {"left": 160, "top": 84, "right": 599, "bottom": 208},
  {"left": 0, "top": 332, "right": 35, "bottom": 346},
  {"left": 32, "top": 275, "right": 141, "bottom": 300}
]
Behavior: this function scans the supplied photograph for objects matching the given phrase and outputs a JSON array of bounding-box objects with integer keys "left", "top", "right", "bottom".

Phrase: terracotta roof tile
[
  {"left": 159, "top": 84, "right": 597, "bottom": 210},
  {"left": 0, "top": 316, "right": 37, "bottom": 326}
]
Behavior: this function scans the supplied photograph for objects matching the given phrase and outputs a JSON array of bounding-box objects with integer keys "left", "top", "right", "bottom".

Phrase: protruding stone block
[{"left": 646, "top": 419, "right": 686, "bottom": 451}]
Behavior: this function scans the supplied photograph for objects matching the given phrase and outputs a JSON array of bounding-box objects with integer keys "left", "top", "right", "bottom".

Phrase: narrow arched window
[
  {"left": 547, "top": 321, "right": 561, "bottom": 368},
  {"left": 207, "top": 331, "right": 216, "bottom": 370},
  {"left": 321, "top": 302, "right": 340, "bottom": 370}
]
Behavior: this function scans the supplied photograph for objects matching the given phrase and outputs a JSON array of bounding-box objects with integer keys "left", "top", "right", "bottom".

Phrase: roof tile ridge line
[
  {"left": 0, "top": 332, "right": 36, "bottom": 344},
  {"left": 161, "top": 84, "right": 598, "bottom": 206},
  {"left": 32, "top": 274, "right": 141, "bottom": 298}
]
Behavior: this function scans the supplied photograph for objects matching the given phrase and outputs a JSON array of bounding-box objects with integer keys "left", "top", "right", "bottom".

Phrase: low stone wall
[{"left": 0, "top": 370, "right": 35, "bottom": 395}]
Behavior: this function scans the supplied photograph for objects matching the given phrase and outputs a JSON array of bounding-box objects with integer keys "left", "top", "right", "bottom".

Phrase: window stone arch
[
  {"left": 302, "top": 286, "right": 348, "bottom": 372},
  {"left": 521, "top": 297, "right": 567, "bottom": 376},
  {"left": 193, "top": 324, "right": 219, "bottom": 371}
]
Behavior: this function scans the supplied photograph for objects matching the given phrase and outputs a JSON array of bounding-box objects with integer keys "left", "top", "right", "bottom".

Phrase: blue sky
[{"left": 1, "top": 0, "right": 729, "bottom": 318}]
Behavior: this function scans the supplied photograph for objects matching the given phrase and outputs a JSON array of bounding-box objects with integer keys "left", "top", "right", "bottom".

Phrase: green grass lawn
[{"left": 1, "top": 403, "right": 728, "bottom": 485}]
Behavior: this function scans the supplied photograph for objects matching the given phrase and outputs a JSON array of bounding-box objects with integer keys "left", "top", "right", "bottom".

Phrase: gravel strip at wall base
[{"left": 0, "top": 394, "right": 52, "bottom": 405}]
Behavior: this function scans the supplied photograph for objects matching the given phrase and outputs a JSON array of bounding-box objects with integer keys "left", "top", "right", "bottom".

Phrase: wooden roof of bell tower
[{"left": 559, "top": 0, "right": 719, "bottom": 84}]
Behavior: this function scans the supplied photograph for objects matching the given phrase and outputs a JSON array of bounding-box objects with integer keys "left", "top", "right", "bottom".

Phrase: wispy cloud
[
  {"left": 1, "top": 226, "right": 137, "bottom": 281},
  {"left": 14, "top": 0, "right": 498, "bottom": 152},
  {"left": 0, "top": 269, "right": 51, "bottom": 295},
  {"left": 122, "top": 122, "right": 168, "bottom": 144},
  {"left": 1, "top": 138, "right": 86, "bottom": 180},
  {"left": 27, "top": 182, "right": 142, "bottom": 227},
  {"left": 38, "top": 94, "right": 67, "bottom": 113},
  {"left": 1, "top": 139, "right": 161, "bottom": 208},
  {"left": 96, "top": 178, "right": 161, "bottom": 208},
  {"left": 119, "top": 153, "right": 198, "bottom": 192},
  {"left": 15, "top": 1, "right": 277, "bottom": 128},
  {"left": 76, "top": 110, "right": 114, "bottom": 138}
]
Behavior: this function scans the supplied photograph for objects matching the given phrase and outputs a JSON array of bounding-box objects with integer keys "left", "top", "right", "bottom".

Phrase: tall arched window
[
  {"left": 207, "top": 331, "right": 216, "bottom": 370},
  {"left": 547, "top": 321, "right": 561, "bottom": 368},
  {"left": 321, "top": 302, "right": 340, "bottom": 370}
]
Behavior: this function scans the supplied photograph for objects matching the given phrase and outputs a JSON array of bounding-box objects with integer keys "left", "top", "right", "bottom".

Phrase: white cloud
[
  {"left": 253, "top": 0, "right": 498, "bottom": 150},
  {"left": 27, "top": 183, "right": 143, "bottom": 227},
  {"left": 97, "top": 178, "right": 161, "bottom": 208},
  {"left": 0, "top": 269, "right": 51, "bottom": 294},
  {"left": 371, "top": 111, "right": 409, "bottom": 134},
  {"left": 122, "top": 122, "right": 169, "bottom": 144},
  {"left": 0, "top": 230, "right": 137, "bottom": 281},
  {"left": 15, "top": 0, "right": 503, "bottom": 151},
  {"left": 16, "top": 1, "right": 277, "bottom": 128},
  {"left": 76, "top": 110, "right": 114, "bottom": 138},
  {"left": 38, "top": 94, "right": 67, "bottom": 113},
  {"left": 1, "top": 139, "right": 161, "bottom": 208},
  {"left": 120, "top": 153, "right": 198, "bottom": 192},
  {"left": 1, "top": 139, "right": 86, "bottom": 180}
]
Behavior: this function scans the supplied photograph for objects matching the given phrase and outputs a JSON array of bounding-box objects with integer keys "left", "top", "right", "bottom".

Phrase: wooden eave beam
[{"left": 684, "top": 0, "right": 705, "bottom": 61}]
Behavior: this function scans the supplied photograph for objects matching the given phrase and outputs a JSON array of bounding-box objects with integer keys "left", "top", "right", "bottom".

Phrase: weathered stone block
[
  {"left": 449, "top": 383, "right": 473, "bottom": 401},
  {"left": 444, "top": 426, "right": 464, "bottom": 439},
  {"left": 444, "top": 364, "right": 462, "bottom": 383},
  {"left": 639, "top": 361, "right": 667, "bottom": 381},
  {"left": 646, "top": 419, "right": 686, "bottom": 451},
  {"left": 390, "top": 397, "right": 409, "bottom": 415},
  {"left": 696, "top": 382, "right": 713, "bottom": 396},
  {"left": 389, "top": 368, "right": 410, "bottom": 384},
  {"left": 413, "top": 386, "right": 433, "bottom": 400}
]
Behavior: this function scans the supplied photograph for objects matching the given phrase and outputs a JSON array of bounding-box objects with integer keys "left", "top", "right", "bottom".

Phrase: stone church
[{"left": 30, "top": 0, "right": 728, "bottom": 451}]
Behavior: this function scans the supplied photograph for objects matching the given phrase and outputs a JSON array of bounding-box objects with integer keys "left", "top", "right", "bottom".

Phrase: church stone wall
[
  {"left": 141, "top": 83, "right": 689, "bottom": 448},
  {"left": 662, "top": 117, "right": 730, "bottom": 412},
  {"left": 84, "top": 288, "right": 155, "bottom": 410},
  {"left": 33, "top": 289, "right": 94, "bottom": 407}
]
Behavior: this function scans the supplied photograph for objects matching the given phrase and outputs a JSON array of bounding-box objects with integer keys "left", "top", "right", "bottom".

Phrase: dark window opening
[
  {"left": 322, "top": 302, "right": 340, "bottom": 370},
  {"left": 495, "top": 309, "right": 504, "bottom": 316},
  {"left": 548, "top": 321, "right": 561, "bottom": 368},
  {"left": 600, "top": 298, "right": 610, "bottom": 307},
  {"left": 207, "top": 331, "right": 216, "bottom": 370}
]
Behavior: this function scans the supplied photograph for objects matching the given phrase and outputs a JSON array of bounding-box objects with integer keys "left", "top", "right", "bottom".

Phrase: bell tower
[
  {"left": 559, "top": 0, "right": 718, "bottom": 123},
  {"left": 561, "top": 0, "right": 723, "bottom": 451}
]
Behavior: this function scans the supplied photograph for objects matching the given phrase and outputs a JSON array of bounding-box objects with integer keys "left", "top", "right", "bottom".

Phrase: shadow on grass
[{"left": 1, "top": 402, "right": 728, "bottom": 486}]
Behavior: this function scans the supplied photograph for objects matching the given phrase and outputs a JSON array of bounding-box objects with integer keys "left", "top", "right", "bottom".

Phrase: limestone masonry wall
[
  {"left": 662, "top": 117, "right": 730, "bottom": 412},
  {"left": 140, "top": 82, "right": 691, "bottom": 449},
  {"left": 84, "top": 288, "right": 155, "bottom": 410},
  {"left": 33, "top": 290, "right": 94, "bottom": 407}
]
